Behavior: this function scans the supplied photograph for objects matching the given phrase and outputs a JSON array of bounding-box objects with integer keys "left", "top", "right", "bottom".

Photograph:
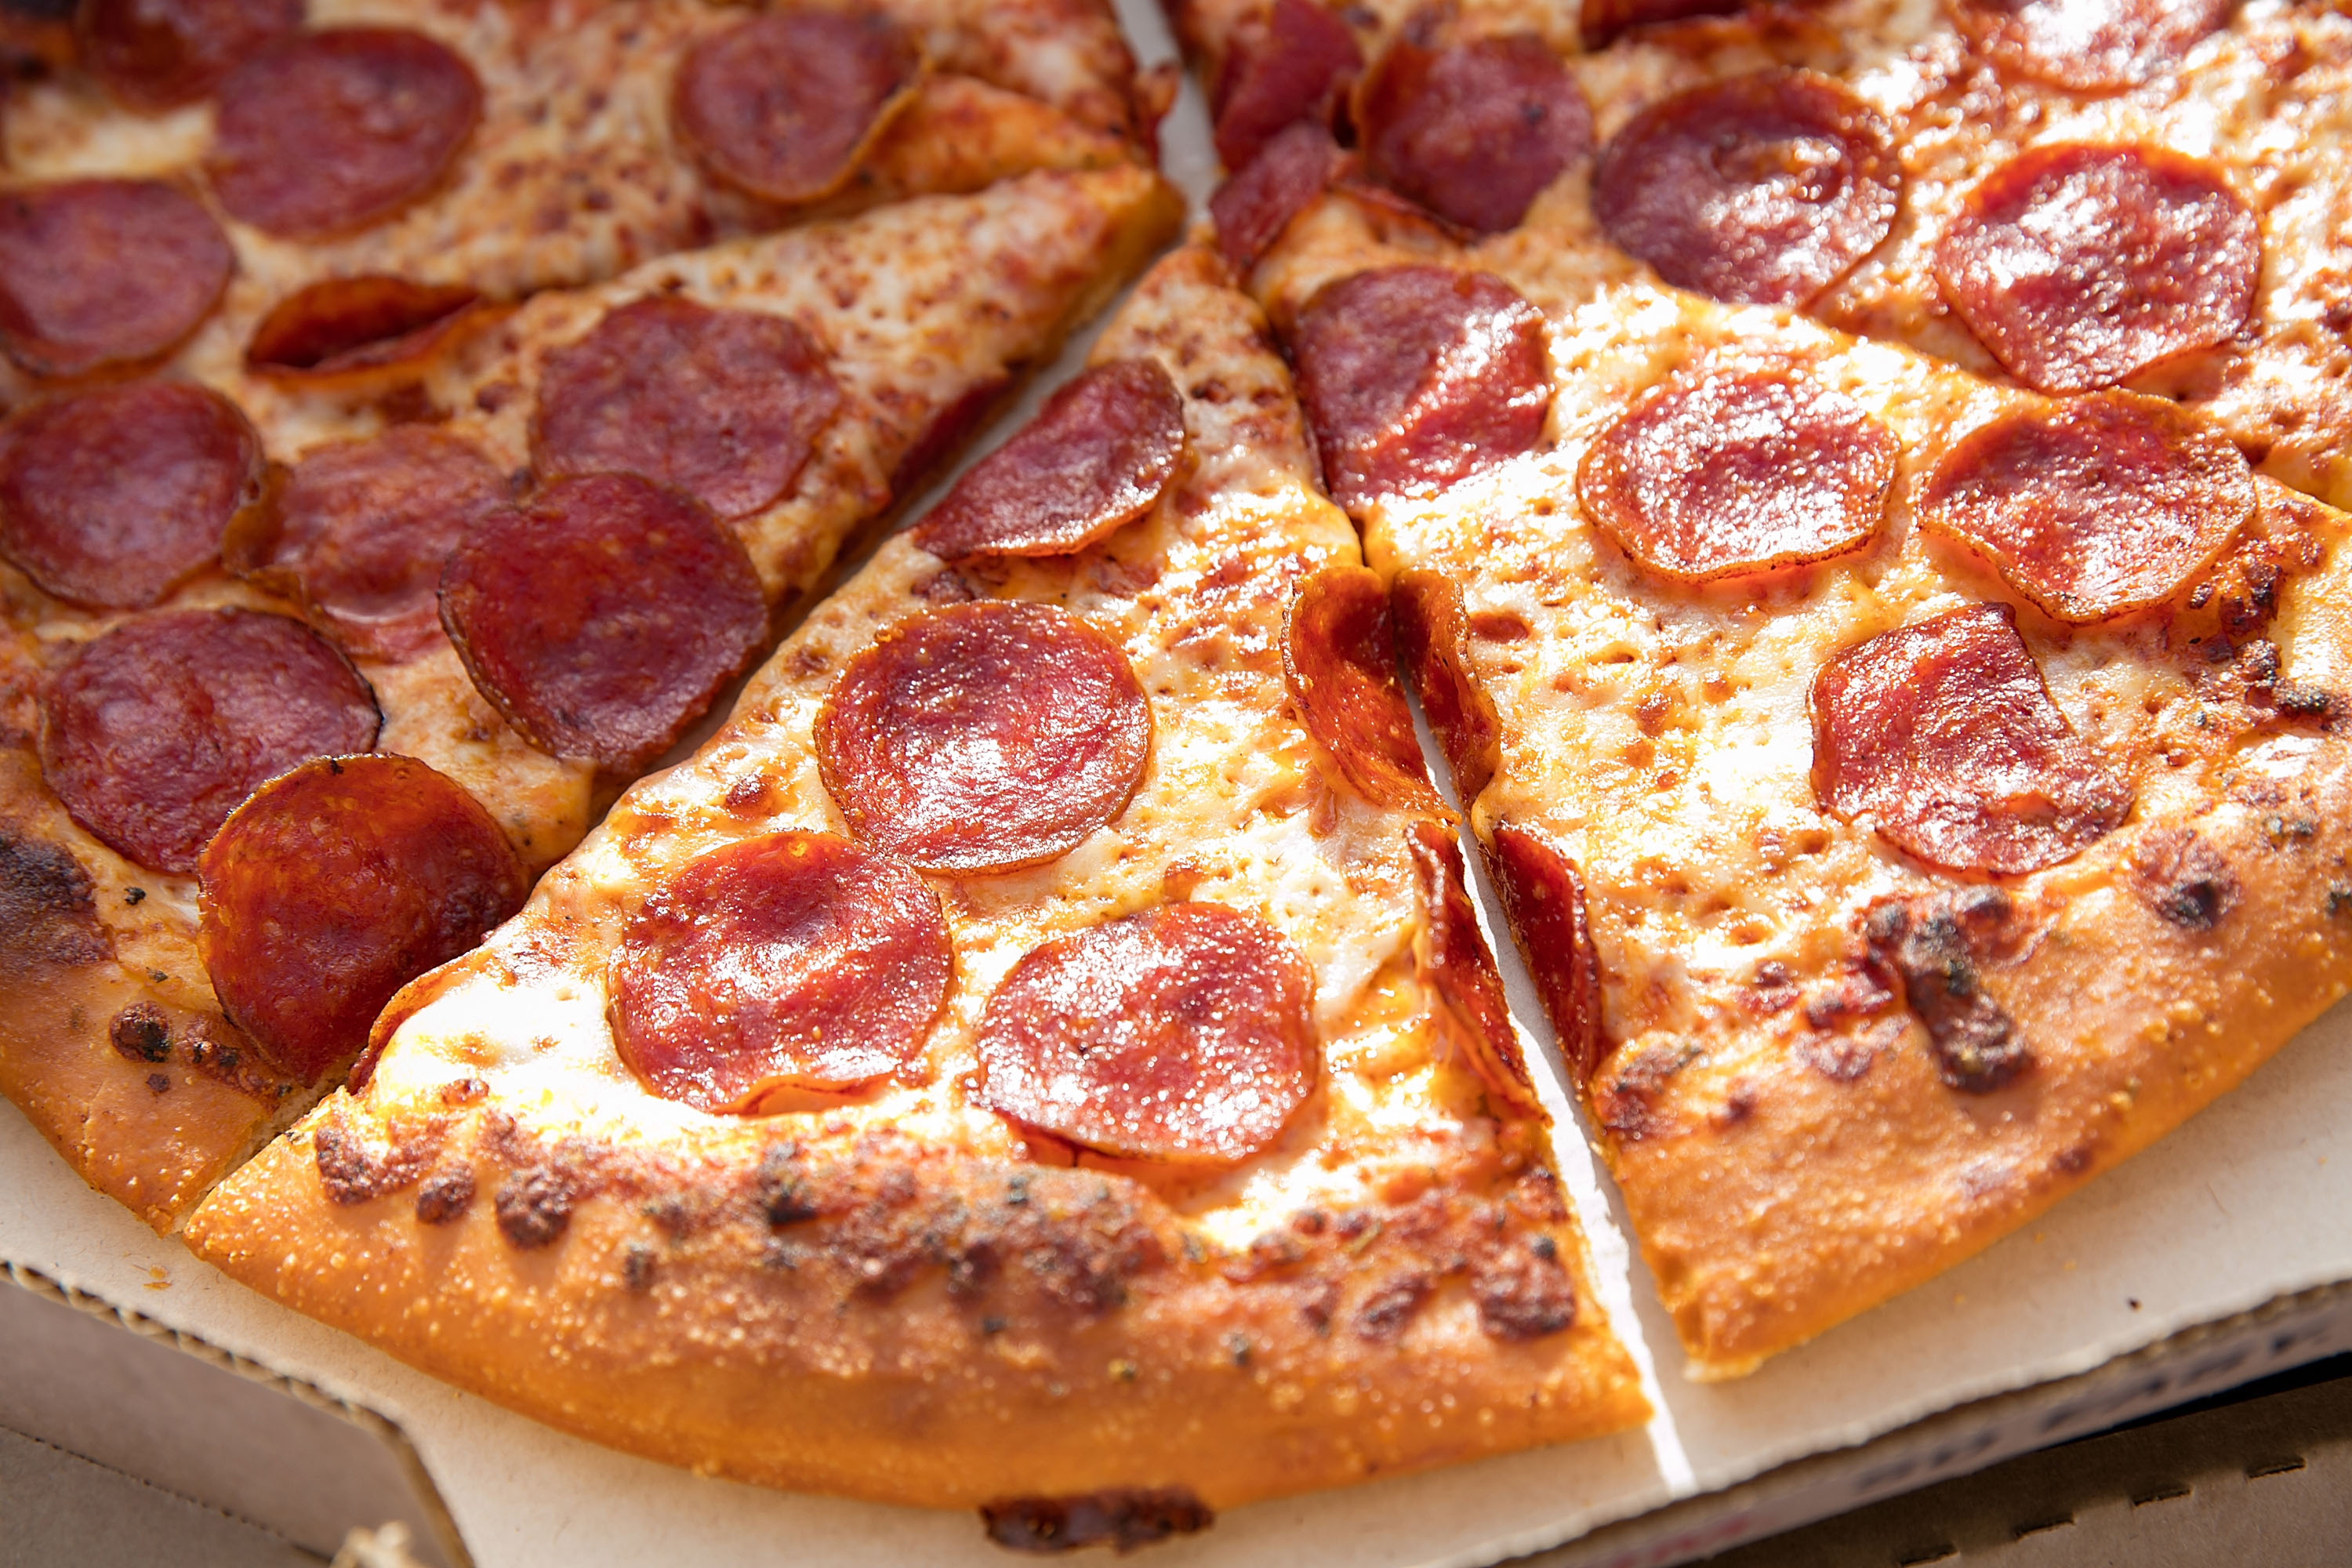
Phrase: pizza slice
[
  {"left": 182, "top": 245, "right": 1647, "bottom": 1533},
  {"left": 1179, "top": 0, "right": 2352, "bottom": 514},
  {"left": 1243, "top": 188, "right": 2352, "bottom": 1376},
  {"left": 0, "top": 0, "right": 1156, "bottom": 401},
  {"left": 0, "top": 161, "right": 1179, "bottom": 1232}
]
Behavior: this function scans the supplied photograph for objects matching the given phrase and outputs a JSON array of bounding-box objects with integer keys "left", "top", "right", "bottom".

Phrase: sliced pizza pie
[
  {"left": 182, "top": 245, "right": 1647, "bottom": 1528},
  {"left": 1243, "top": 187, "right": 2352, "bottom": 1375},
  {"left": 0, "top": 161, "right": 1179, "bottom": 1232},
  {"left": 0, "top": 0, "right": 1155, "bottom": 401}
]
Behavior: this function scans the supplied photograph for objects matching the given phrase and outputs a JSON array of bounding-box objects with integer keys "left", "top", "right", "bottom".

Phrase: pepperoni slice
[
  {"left": 1213, "top": 0, "right": 1363, "bottom": 170},
  {"left": 1488, "top": 822, "right": 1606, "bottom": 1086},
  {"left": 228, "top": 426, "right": 512, "bottom": 662},
  {"left": 974, "top": 902, "right": 1316, "bottom": 1162},
  {"left": 1949, "top": 0, "right": 2231, "bottom": 92},
  {"left": 1283, "top": 563, "right": 1447, "bottom": 814},
  {"left": 0, "top": 180, "right": 234, "bottom": 379},
  {"left": 1391, "top": 568, "right": 1501, "bottom": 804},
  {"left": 1917, "top": 391, "right": 2253, "bottom": 623},
  {"left": 198, "top": 754, "right": 524, "bottom": 1083},
  {"left": 209, "top": 28, "right": 481, "bottom": 238},
  {"left": 532, "top": 296, "right": 843, "bottom": 521},
  {"left": 1580, "top": 0, "right": 1747, "bottom": 47},
  {"left": 1358, "top": 34, "right": 1590, "bottom": 236},
  {"left": 80, "top": 0, "right": 304, "bottom": 111},
  {"left": 673, "top": 9, "right": 920, "bottom": 206},
  {"left": 1407, "top": 821, "right": 1540, "bottom": 1113},
  {"left": 1933, "top": 143, "right": 2258, "bottom": 395},
  {"left": 815, "top": 601, "right": 1152, "bottom": 874},
  {"left": 0, "top": 382, "right": 259, "bottom": 609},
  {"left": 910, "top": 360, "right": 1185, "bottom": 563},
  {"left": 1210, "top": 120, "right": 1345, "bottom": 273},
  {"left": 1593, "top": 70, "right": 1900, "bottom": 307},
  {"left": 40, "top": 608, "right": 380, "bottom": 874},
  {"left": 1576, "top": 367, "right": 1896, "bottom": 582},
  {"left": 611, "top": 832, "right": 950, "bottom": 1113},
  {"left": 1810, "top": 604, "right": 2131, "bottom": 876},
  {"left": 244, "top": 276, "right": 483, "bottom": 383},
  {"left": 439, "top": 472, "right": 767, "bottom": 772},
  {"left": 1290, "top": 265, "right": 1551, "bottom": 513}
]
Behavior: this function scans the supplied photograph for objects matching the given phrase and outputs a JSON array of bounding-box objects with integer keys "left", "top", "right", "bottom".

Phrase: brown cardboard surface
[{"left": 6, "top": 3, "right": 2352, "bottom": 1563}]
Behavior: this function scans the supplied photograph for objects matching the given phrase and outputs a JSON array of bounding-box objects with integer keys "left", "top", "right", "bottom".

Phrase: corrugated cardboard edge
[
  {"left": 1516, "top": 1280, "right": 2352, "bottom": 1567},
  {"left": 2, "top": 1258, "right": 475, "bottom": 1568}
]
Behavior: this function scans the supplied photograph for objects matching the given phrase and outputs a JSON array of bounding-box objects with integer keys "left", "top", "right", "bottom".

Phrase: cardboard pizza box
[{"left": 9, "top": 4, "right": 2352, "bottom": 1566}]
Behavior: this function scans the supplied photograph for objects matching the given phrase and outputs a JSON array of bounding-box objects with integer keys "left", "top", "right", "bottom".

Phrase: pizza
[
  {"left": 181, "top": 243, "right": 1650, "bottom": 1538},
  {"left": 1177, "top": 0, "right": 2352, "bottom": 1377},
  {"left": 0, "top": 0, "right": 1180, "bottom": 1234}
]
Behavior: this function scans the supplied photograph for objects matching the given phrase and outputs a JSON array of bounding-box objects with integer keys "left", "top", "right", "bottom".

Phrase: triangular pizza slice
[
  {"left": 183, "top": 245, "right": 1646, "bottom": 1533},
  {"left": 0, "top": 162, "right": 1178, "bottom": 1231},
  {"left": 0, "top": 0, "right": 1154, "bottom": 401},
  {"left": 1243, "top": 184, "right": 2352, "bottom": 1375}
]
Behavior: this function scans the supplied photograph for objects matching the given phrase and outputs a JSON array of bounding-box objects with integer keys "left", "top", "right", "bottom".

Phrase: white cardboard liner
[{"left": 7, "top": 3, "right": 2352, "bottom": 1563}]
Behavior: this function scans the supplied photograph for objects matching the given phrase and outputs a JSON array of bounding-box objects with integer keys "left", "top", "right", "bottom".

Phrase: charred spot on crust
[
  {"left": 1471, "top": 1234, "right": 1577, "bottom": 1340},
  {"left": 622, "top": 1240, "right": 658, "bottom": 1291},
  {"left": 109, "top": 1002, "right": 173, "bottom": 1064},
  {"left": 1742, "top": 960, "right": 1798, "bottom": 1015},
  {"left": 2132, "top": 826, "right": 2239, "bottom": 931},
  {"left": 1864, "top": 891, "right": 2033, "bottom": 1094},
  {"left": 414, "top": 1166, "right": 475, "bottom": 1225},
  {"left": 314, "top": 1113, "right": 448, "bottom": 1206},
  {"left": 980, "top": 1487, "right": 1214, "bottom": 1553},
  {"left": 0, "top": 828, "right": 111, "bottom": 974},
  {"left": 1594, "top": 1043, "right": 1686, "bottom": 1140},
  {"left": 757, "top": 1143, "right": 821, "bottom": 1225},
  {"left": 1352, "top": 1272, "right": 1432, "bottom": 1341},
  {"left": 495, "top": 1164, "right": 577, "bottom": 1248}
]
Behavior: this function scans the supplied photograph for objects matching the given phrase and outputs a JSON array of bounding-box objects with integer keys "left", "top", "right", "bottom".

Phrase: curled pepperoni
[
  {"left": 40, "top": 608, "right": 380, "bottom": 873},
  {"left": 1408, "top": 821, "right": 1539, "bottom": 1114},
  {"left": 198, "top": 754, "right": 524, "bottom": 1083},
  {"left": 911, "top": 360, "right": 1185, "bottom": 563},
  {"left": 1933, "top": 143, "right": 2258, "bottom": 394},
  {"left": 1290, "top": 265, "right": 1551, "bottom": 512},
  {"left": 532, "top": 296, "right": 843, "bottom": 521},
  {"left": 673, "top": 9, "right": 920, "bottom": 205},
  {"left": 1593, "top": 70, "right": 1900, "bottom": 307},
  {"left": 79, "top": 0, "right": 304, "bottom": 111},
  {"left": 227, "top": 426, "right": 512, "bottom": 662},
  {"left": 1949, "top": 0, "right": 2232, "bottom": 91},
  {"left": 1577, "top": 367, "right": 1896, "bottom": 582},
  {"left": 1391, "top": 568, "right": 1501, "bottom": 804},
  {"left": 975, "top": 902, "right": 1316, "bottom": 1162},
  {"left": 1581, "top": 0, "right": 1746, "bottom": 47},
  {"left": 244, "top": 276, "right": 483, "bottom": 383},
  {"left": 1810, "top": 604, "right": 2130, "bottom": 876},
  {"left": 1283, "top": 563, "right": 1446, "bottom": 814},
  {"left": 1917, "top": 391, "right": 2252, "bottom": 623},
  {"left": 0, "top": 382, "right": 259, "bottom": 609},
  {"left": 611, "top": 832, "right": 950, "bottom": 1112},
  {"left": 1358, "top": 34, "right": 1590, "bottom": 236},
  {"left": 439, "top": 473, "right": 767, "bottom": 772},
  {"left": 1213, "top": 0, "right": 1362, "bottom": 171},
  {"left": 816, "top": 601, "right": 1152, "bottom": 874},
  {"left": 1488, "top": 822, "right": 1606, "bottom": 1086},
  {"left": 0, "top": 180, "right": 233, "bottom": 379},
  {"left": 209, "top": 28, "right": 482, "bottom": 238},
  {"left": 1211, "top": 120, "right": 1345, "bottom": 273}
]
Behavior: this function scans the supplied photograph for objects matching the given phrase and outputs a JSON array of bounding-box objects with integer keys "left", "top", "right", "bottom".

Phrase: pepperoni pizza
[
  {"left": 182, "top": 245, "right": 1649, "bottom": 1535},
  {"left": 1188, "top": 0, "right": 2352, "bottom": 1377},
  {"left": 0, "top": 0, "right": 1181, "bottom": 1233}
]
